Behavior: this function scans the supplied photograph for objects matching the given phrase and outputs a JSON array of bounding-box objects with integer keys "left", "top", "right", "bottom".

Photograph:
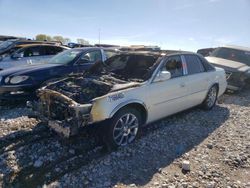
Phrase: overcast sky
[{"left": 0, "top": 0, "right": 249, "bottom": 51}]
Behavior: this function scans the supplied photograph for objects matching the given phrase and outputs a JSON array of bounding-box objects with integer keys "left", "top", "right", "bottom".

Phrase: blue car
[{"left": 0, "top": 47, "right": 118, "bottom": 101}]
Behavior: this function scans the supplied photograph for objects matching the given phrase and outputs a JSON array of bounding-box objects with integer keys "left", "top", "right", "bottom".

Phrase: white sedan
[{"left": 32, "top": 51, "right": 227, "bottom": 148}]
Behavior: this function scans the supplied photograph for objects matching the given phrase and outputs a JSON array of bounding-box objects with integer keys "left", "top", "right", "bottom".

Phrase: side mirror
[
  {"left": 12, "top": 53, "right": 23, "bottom": 59},
  {"left": 154, "top": 71, "right": 171, "bottom": 82}
]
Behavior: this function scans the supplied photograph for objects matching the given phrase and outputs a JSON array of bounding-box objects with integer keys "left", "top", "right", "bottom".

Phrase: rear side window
[
  {"left": 43, "top": 46, "right": 64, "bottom": 55},
  {"left": 198, "top": 55, "right": 215, "bottom": 71},
  {"left": 163, "top": 55, "right": 183, "bottom": 78},
  {"left": 185, "top": 55, "right": 205, "bottom": 75},
  {"left": 22, "top": 46, "right": 41, "bottom": 57}
]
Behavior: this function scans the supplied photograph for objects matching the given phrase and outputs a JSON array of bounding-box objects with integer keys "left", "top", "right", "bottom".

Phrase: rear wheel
[
  {"left": 202, "top": 85, "right": 218, "bottom": 110},
  {"left": 103, "top": 108, "right": 142, "bottom": 149}
]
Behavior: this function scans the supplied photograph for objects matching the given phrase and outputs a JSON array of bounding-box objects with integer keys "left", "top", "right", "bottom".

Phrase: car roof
[
  {"left": 117, "top": 50, "right": 196, "bottom": 57},
  {"left": 74, "top": 47, "right": 121, "bottom": 52},
  {"left": 222, "top": 45, "right": 250, "bottom": 52},
  {"left": 16, "top": 44, "right": 69, "bottom": 49}
]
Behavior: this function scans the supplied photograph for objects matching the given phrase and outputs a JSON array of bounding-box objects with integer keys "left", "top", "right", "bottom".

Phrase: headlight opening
[{"left": 9, "top": 76, "right": 29, "bottom": 84}]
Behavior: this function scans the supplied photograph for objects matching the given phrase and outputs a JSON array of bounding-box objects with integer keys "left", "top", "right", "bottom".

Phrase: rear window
[
  {"left": 185, "top": 54, "right": 205, "bottom": 75},
  {"left": 210, "top": 47, "right": 250, "bottom": 65}
]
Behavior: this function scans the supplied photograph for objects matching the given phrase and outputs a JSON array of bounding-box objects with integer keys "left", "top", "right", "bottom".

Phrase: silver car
[{"left": 0, "top": 44, "right": 69, "bottom": 70}]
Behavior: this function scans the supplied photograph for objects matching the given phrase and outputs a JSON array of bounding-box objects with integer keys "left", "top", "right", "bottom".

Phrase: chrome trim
[{"left": 181, "top": 55, "right": 188, "bottom": 75}]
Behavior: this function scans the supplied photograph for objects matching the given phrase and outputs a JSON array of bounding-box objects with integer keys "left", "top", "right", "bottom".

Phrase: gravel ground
[{"left": 0, "top": 88, "right": 249, "bottom": 188}]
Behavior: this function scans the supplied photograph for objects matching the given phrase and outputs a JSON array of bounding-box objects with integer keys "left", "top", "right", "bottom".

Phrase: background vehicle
[
  {"left": 32, "top": 52, "right": 227, "bottom": 148},
  {"left": 67, "top": 42, "right": 93, "bottom": 48},
  {"left": 0, "top": 39, "right": 62, "bottom": 57},
  {"left": 0, "top": 44, "right": 69, "bottom": 70},
  {"left": 197, "top": 48, "right": 216, "bottom": 57},
  {"left": 206, "top": 45, "right": 250, "bottom": 90},
  {"left": 0, "top": 47, "right": 119, "bottom": 101},
  {"left": 119, "top": 45, "right": 161, "bottom": 52},
  {"left": 0, "top": 35, "right": 22, "bottom": 42}
]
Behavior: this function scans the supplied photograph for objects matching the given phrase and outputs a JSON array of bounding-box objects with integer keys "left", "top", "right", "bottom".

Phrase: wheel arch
[
  {"left": 210, "top": 82, "right": 219, "bottom": 94},
  {"left": 109, "top": 100, "right": 148, "bottom": 124}
]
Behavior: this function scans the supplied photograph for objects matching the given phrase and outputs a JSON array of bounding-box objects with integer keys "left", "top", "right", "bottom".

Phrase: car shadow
[
  {"left": 106, "top": 105, "right": 230, "bottom": 187},
  {"left": 0, "top": 105, "right": 230, "bottom": 187}
]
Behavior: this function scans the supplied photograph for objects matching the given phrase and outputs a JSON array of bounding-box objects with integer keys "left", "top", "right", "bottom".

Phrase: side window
[
  {"left": 44, "top": 46, "right": 64, "bottom": 55},
  {"left": 163, "top": 55, "right": 183, "bottom": 78},
  {"left": 80, "top": 50, "right": 102, "bottom": 63},
  {"left": 185, "top": 55, "right": 205, "bottom": 75},
  {"left": 22, "top": 46, "right": 41, "bottom": 57},
  {"left": 104, "top": 50, "right": 117, "bottom": 59}
]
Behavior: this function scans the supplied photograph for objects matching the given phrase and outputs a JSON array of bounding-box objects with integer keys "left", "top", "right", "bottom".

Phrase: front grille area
[
  {"left": 40, "top": 95, "right": 73, "bottom": 121},
  {"left": 225, "top": 71, "right": 232, "bottom": 80},
  {"left": 49, "top": 97, "right": 71, "bottom": 120},
  {"left": 226, "top": 71, "right": 246, "bottom": 88}
]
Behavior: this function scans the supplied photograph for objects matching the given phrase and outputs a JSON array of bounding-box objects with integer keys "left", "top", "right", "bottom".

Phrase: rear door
[{"left": 182, "top": 54, "right": 210, "bottom": 106}]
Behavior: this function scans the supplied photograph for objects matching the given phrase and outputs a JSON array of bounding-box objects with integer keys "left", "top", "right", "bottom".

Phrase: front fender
[{"left": 109, "top": 99, "right": 147, "bottom": 118}]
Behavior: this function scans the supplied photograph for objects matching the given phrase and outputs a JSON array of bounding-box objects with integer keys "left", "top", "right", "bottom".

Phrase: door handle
[{"left": 180, "top": 83, "right": 186, "bottom": 87}]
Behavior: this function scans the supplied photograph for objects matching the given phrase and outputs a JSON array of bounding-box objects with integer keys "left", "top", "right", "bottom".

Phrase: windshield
[
  {"left": 101, "top": 54, "right": 160, "bottom": 82},
  {"left": 48, "top": 49, "right": 82, "bottom": 64},
  {"left": 210, "top": 47, "right": 250, "bottom": 65},
  {"left": 0, "top": 40, "right": 14, "bottom": 50}
]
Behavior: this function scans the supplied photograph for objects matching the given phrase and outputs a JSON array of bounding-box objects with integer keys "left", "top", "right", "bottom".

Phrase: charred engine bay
[
  {"left": 44, "top": 73, "right": 141, "bottom": 104},
  {"left": 42, "top": 54, "right": 160, "bottom": 104}
]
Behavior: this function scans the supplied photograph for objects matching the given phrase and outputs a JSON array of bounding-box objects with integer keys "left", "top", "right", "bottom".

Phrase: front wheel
[
  {"left": 202, "top": 85, "right": 218, "bottom": 110},
  {"left": 103, "top": 108, "right": 142, "bottom": 149}
]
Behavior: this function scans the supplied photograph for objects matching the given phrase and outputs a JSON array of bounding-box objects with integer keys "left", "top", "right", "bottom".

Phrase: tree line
[{"left": 35, "top": 34, "right": 90, "bottom": 45}]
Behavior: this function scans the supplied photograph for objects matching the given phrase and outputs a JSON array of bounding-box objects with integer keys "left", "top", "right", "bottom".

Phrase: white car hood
[{"left": 206, "top": 56, "right": 250, "bottom": 72}]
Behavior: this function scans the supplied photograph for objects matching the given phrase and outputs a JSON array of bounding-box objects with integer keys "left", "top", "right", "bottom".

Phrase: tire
[
  {"left": 103, "top": 107, "right": 142, "bottom": 150},
  {"left": 202, "top": 85, "right": 218, "bottom": 110}
]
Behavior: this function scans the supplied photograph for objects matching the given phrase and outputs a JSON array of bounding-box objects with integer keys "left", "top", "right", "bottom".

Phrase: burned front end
[
  {"left": 31, "top": 89, "right": 93, "bottom": 137},
  {"left": 30, "top": 74, "right": 137, "bottom": 137}
]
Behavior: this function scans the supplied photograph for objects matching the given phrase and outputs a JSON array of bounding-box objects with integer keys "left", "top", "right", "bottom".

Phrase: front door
[{"left": 147, "top": 55, "right": 190, "bottom": 122}]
